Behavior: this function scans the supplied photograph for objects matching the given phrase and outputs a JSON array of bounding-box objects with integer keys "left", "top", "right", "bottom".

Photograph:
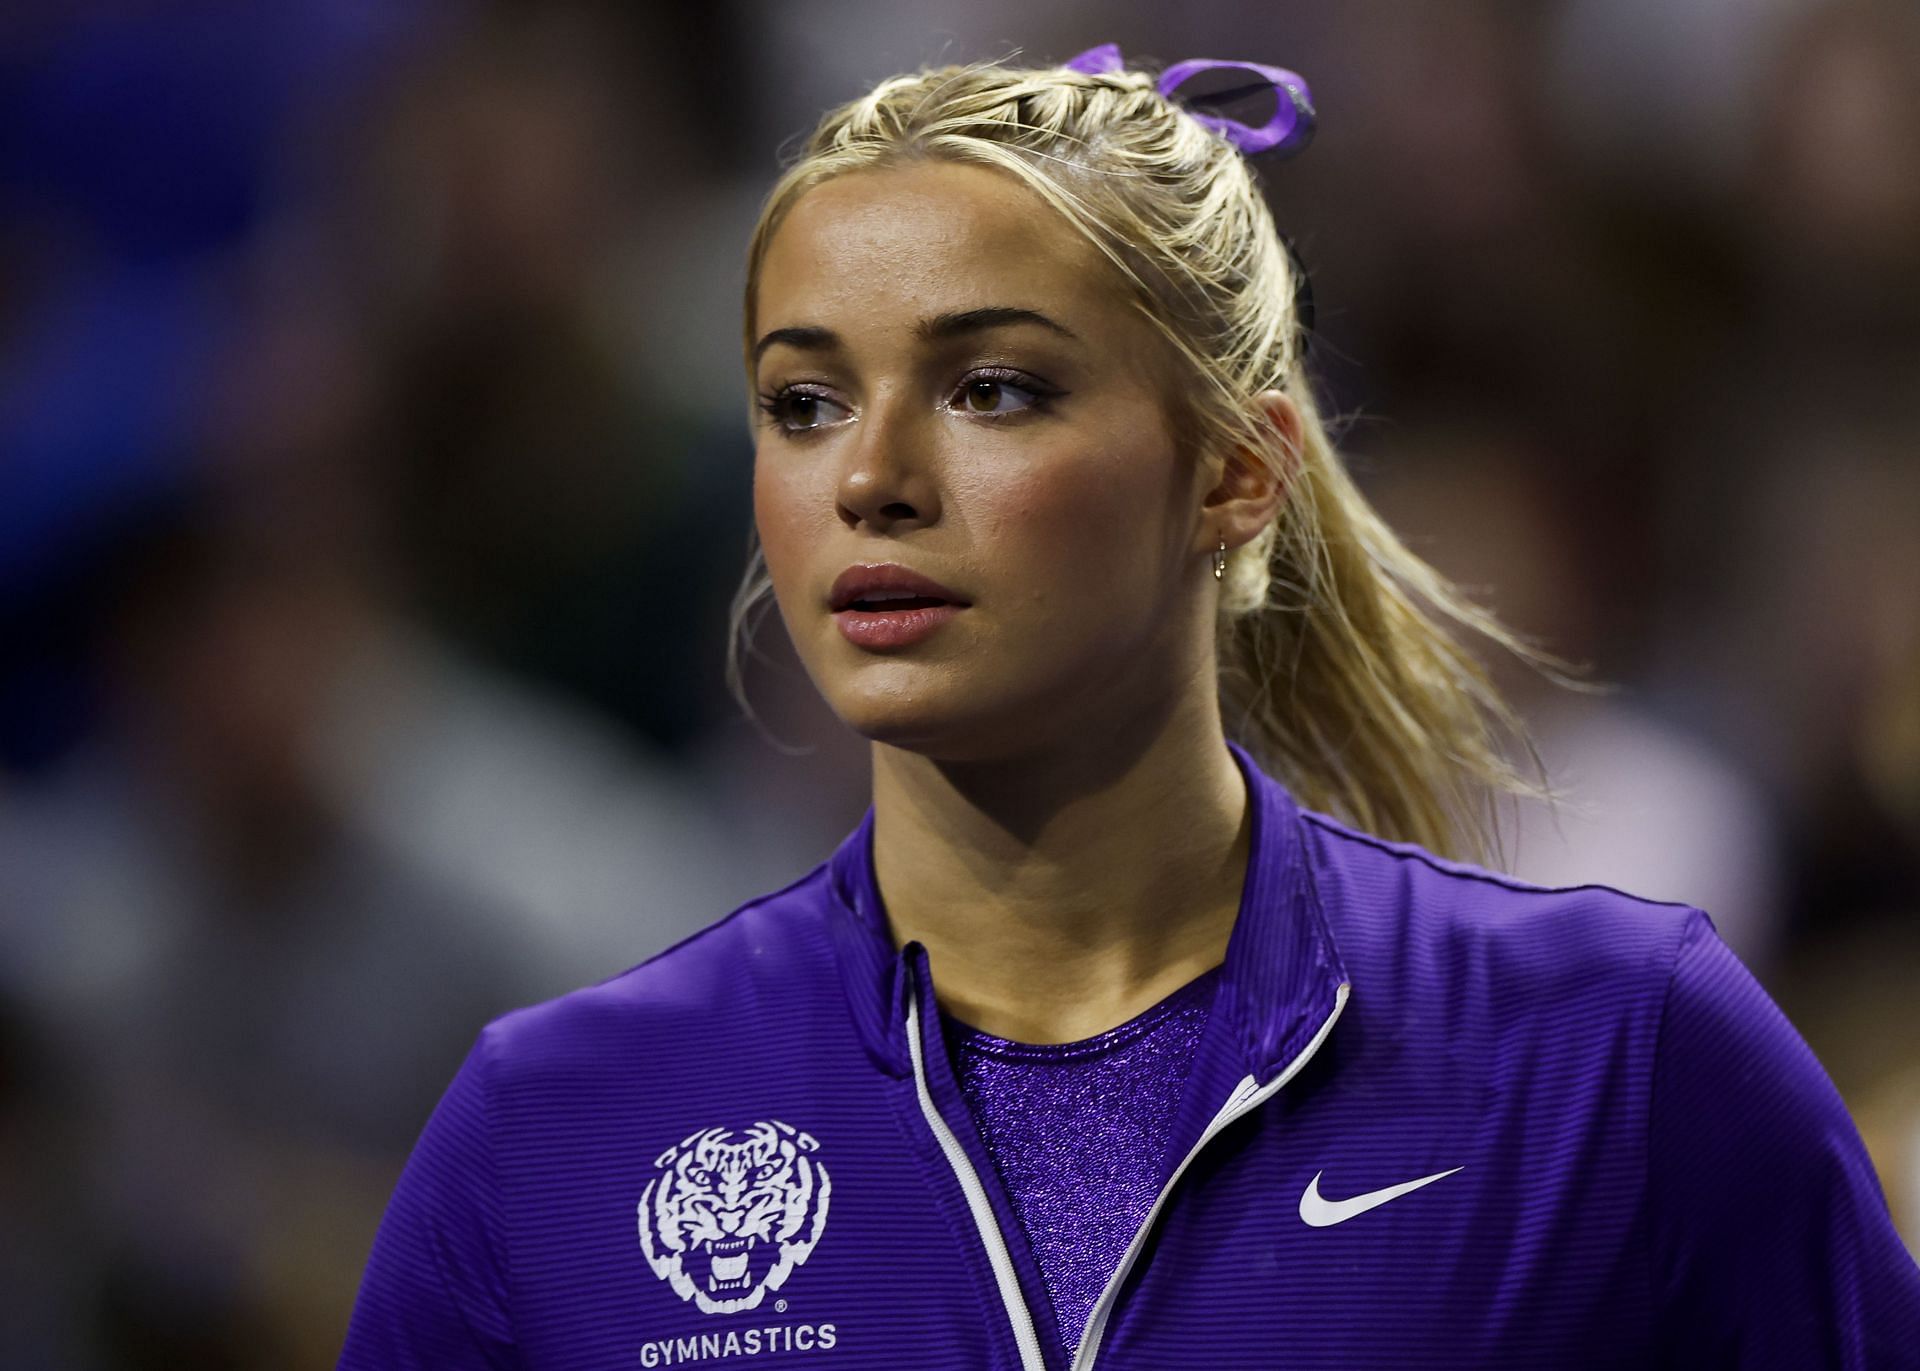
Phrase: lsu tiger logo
[{"left": 638, "top": 1120, "right": 831, "bottom": 1314}]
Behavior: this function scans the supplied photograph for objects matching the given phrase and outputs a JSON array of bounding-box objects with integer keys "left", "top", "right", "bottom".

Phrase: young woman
[{"left": 340, "top": 46, "right": 1920, "bottom": 1370}]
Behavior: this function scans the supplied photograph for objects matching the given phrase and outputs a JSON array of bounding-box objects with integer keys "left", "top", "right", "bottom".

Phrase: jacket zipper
[
  {"left": 906, "top": 976, "right": 1350, "bottom": 1371},
  {"left": 1070, "top": 981, "right": 1350, "bottom": 1369},
  {"left": 905, "top": 988, "right": 1049, "bottom": 1371}
]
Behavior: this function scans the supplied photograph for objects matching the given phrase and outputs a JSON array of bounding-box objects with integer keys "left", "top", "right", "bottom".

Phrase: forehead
[{"left": 755, "top": 161, "right": 1124, "bottom": 333}]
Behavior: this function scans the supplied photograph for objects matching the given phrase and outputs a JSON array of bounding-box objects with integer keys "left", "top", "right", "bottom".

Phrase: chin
[
  {"left": 835, "top": 698, "right": 991, "bottom": 758},
  {"left": 826, "top": 676, "right": 1040, "bottom": 763}
]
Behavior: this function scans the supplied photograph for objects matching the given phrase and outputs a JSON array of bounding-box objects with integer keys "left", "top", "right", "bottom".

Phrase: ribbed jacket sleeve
[
  {"left": 1649, "top": 909, "right": 1920, "bottom": 1367},
  {"left": 338, "top": 1029, "right": 520, "bottom": 1369}
]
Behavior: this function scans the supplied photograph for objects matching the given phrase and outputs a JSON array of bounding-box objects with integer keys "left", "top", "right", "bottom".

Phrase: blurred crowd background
[{"left": 2, "top": 0, "right": 1916, "bottom": 1364}]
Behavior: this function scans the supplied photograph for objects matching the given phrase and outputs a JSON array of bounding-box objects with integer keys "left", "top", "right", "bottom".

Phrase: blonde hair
[{"left": 730, "top": 57, "right": 1559, "bottom": 862}]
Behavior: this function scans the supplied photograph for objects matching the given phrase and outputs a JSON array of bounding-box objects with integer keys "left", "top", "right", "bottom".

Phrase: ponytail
[{"left": 1218, "top": 389, "right": 1557, "bottom": 861}]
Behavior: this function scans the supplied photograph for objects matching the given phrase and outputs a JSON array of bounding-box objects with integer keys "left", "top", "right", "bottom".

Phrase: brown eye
[
  {"left": 758, "top": 386, "right": 847, "bottom": 433},
  {"left": 952, "top": 375, "right": 1044, "bottom": 416}
]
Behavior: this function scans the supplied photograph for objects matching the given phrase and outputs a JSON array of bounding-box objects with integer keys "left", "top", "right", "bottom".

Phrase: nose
[{"left": 835, "top": 396, "right": 941, "bottom": 532}]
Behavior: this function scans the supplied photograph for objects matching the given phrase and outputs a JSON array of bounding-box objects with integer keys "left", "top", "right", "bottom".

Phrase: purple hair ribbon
[{"left": 1064, "top": 42, "right": 1315, "bottom": 158}]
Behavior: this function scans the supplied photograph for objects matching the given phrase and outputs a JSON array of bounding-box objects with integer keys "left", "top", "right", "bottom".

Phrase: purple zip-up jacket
[{"left": 340, "top": 741, "right": 1920, "bottom": 1369}]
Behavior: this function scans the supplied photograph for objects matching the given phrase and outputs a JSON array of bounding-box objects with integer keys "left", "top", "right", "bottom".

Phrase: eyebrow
[{"left": 751, "top": 306, "right": 1077, "bottom": 365}]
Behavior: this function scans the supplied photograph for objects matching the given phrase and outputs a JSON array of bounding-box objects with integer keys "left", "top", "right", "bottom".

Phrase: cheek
[
  {"left": 968, "top": 439, "right": 1187, "bottom": 594},
  {"left": 752, "top": 446, "right": 825, "bottom": 589}
]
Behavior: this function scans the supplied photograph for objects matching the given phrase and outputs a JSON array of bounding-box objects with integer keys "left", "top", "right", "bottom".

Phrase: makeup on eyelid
[{"left": 755, "top": 370, "right": 1066, "bottom": 434}]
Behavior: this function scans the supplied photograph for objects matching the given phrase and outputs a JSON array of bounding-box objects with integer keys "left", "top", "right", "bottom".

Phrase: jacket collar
[{"left": 825, "top": 738, "right": 1349, "bottom": 1082}]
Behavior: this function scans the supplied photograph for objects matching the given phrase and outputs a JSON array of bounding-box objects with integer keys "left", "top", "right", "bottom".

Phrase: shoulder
[
  {"left": 1293, "top": 808, "right": 1723, "bottom": 1189},
  {"left": 472, "top": 859, "right": 845, "bottom": 1086},
  {"left": 1298, "top": 808, "right": 1703, "bottom": 1020}
]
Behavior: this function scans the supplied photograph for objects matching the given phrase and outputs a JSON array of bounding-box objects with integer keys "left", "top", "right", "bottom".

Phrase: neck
[{"left": 871, "top": 698, "right": 1250, "bottom": 1044}]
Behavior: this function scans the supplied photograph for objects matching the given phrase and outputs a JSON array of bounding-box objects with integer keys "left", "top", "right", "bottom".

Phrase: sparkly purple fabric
[{"left": 944, "top": 968, "right": 1219, "bottom": 1358}]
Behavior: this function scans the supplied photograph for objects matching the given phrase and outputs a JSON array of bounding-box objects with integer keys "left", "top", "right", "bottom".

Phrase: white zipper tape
[
  {"left": 906, "top": 989, "right": 1049, "bottom": 1371},
  {"left": 1070, "top": 982, "right": 1351, "bottom": 1370}
]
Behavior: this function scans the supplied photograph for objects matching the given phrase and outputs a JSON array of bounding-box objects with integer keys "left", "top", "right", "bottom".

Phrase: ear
[{"left": 1198, "top": 389, "right": 1300, "bottom": 555}]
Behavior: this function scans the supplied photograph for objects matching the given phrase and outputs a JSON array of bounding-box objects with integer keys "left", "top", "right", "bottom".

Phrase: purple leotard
[{"left": 945, "top": 968, "right": 1220, "bottom": 1359}]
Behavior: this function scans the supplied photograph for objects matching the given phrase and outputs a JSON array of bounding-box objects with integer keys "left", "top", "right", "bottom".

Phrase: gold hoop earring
[{"left": 1213, "top": 536, "right": 1227, "bottom": 581}]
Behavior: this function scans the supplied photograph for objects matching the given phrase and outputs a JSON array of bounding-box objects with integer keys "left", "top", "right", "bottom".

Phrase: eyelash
[{"left": 755, "top": 368, "right": 1063, "bottom": 435}]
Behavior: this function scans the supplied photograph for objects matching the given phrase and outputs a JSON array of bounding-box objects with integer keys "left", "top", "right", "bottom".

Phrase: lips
[
  {"left": 828, "top": 563, "right": 970, "bottom": 651},
  {"left": 828, "top": 563, "right": 969, "bottom": 613}
]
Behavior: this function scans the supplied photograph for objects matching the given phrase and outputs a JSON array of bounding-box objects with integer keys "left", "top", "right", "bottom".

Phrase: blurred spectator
[
  {"left": 0, "top": 455, "right": 753, "bottom": 1365},
  {"left": 1744, "top": 0, "right": 1920, "bottom": 319}
]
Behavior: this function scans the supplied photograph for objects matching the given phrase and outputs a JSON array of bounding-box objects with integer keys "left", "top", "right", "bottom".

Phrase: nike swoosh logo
[{"left": 1298, "top": 1165, "right": 1464, "bottom": 1227}]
